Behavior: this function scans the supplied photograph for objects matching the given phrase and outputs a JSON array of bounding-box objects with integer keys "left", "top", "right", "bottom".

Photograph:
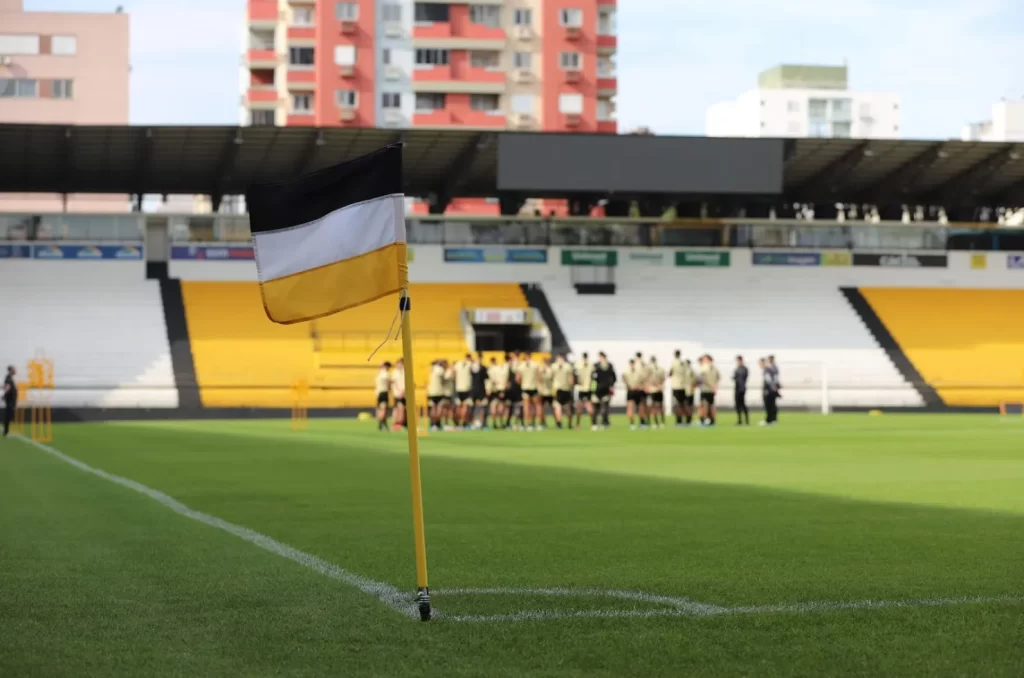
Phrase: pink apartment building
[{"left": 0, "top": 0, "right": 129, "bottom": 212}]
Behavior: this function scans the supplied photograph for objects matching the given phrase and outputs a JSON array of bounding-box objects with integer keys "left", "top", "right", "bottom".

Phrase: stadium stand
[
  {"left": 0, "top": 278, "right": 176, "bottom": 408},
  {"left": 859, "top": 288, "right": 1024, "bottom": 407},
  {"left": 181, "top": 281, "right": 527, "bottom": 407},
  {"left": 547, "top": 280, "right": 925, "bottom": 409}
]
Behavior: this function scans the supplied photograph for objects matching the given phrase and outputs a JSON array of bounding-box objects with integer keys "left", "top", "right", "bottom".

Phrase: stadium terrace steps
[
  {"left": 157, "top": 277, "right": 201, "bottom": 409},
  {"left": 548, "top": 282, "right": 924, "bottom": 409},
  {"left": 840, "top": 288, "right": 942, "bottom": 408},
  {"left": 521, "top": 283, "right": 571, "bottom": 355},
  {"left": 0, "top": 280, "right": 177, "bottom": 408},
  {"left": 857, "top": 288, "right": 1024, "bottom": 407},
  {"left": 180, "top": 282, "right": 528, "bottom": 408}
]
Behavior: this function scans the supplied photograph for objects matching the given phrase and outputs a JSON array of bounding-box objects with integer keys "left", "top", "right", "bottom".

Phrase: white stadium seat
[{"left": 548, "top": 279, "right": 923, "bottom": 409}]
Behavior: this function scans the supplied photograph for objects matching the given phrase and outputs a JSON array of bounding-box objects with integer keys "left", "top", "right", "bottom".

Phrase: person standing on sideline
[
  {"left": 390, "top": 359, "right": 406, "bottom": 430},
  {"left": 3, "top": 365, "right": 17, "bottom": 437},
  {"left": 760, "top": 357, "right": 780, "bottom": 426},
  {"left": 647, "top": 356, "right": 666, "bottom": 428},
  {"left": 733, "top": 356, "right": 750, "bottom": 425},
  {"left": 573, "top": 353, "right": 593, "bottom": 429},
  {"left": 375, "top": 361, "right": 393, "bottom": 431}
]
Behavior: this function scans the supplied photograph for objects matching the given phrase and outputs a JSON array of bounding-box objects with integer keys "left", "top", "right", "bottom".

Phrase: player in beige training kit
[
  {"left": 698, "top": 354, "right": 721, "bottom": 427},
  {"left": 516, "top": 352, "right": 542, "bottom": 431},
  {"left": 550, "top": 354, "right": 575, "bottom": 429},
  {"left": 647, "top": 356, "right": 667, "bottom": 428},
  {"left": 390, "top": 358, "right": 406, "bottom": 430},
  {"left": 573, "top": 353, "right": 593, "bottom": 429},
  {"left": 375, "top": 361, "right": 392, "bottom": 432}
]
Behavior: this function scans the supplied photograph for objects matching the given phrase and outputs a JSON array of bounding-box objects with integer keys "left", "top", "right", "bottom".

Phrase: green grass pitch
[{"left": 1, "top": 414, "right": 1023, "bottom": 676}]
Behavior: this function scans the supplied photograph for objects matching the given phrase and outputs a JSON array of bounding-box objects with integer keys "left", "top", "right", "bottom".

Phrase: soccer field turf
[{"left": 2, "top": 414, "right": 1022, "bottom": 677}]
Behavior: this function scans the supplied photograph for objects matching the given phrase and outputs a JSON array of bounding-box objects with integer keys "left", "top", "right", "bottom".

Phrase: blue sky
[{"left": 27, "top": 0, "right": 1024, "bottom": 138}]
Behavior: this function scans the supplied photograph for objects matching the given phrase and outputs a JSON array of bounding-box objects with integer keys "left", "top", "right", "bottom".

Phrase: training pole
[{"left": 399, "top": 293, "right": 431, "bottom": 621}]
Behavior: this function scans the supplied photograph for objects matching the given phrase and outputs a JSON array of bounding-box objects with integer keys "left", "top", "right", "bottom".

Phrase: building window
[
  {"left": 251, "top": 110, "right": 276, "bottom": 126},
  {"left": 787, "top": 100, "right": 800, "bottom": 113},
  {"left": 597, "top": 56, "right": 615, "bottom": 77},
  {"left": 559, "top": 52, "right": 581, "bottom": 69},
  {"left": 831, "top": 98, "right": 852, "bottom": 122},
  {"left": 513, "top": 8, "right": 532, "bottom": 25},
  {"left": 292, "top": 93, "right": 313, "bottom": 113},
  {"left": 292, "top": 7, "right": 314, "bottom": 25},
  {"left": 469, "top": 50, "right": 500, "bottom": 69},
  {"left": 336, "top": 89, "right": 358, "bottom": 108},
  {"left": 470, "top": 93, "right": 499, "bottom": 111},
  {"left": 414, "top": 48, "right": 449, "bottom": 66},
  {"left": 52, "top": 35, "right": 78, "bottom": 55},
  {"left": 334, "top": 45, "right": 356, "bottom": 66},
  {"left": 381, "top": 92, "right": 401, "bottom": 109},
  {"left": 289, "top": 47, "right": 315, "bottom": 66},
  {"left": 381, "top": 3, "right": 402, "bottom": 22},
  {"left": 559, "top": 8, "right": 582, "bottom": 27},
  {"left": 513, "top": 51, "right": 531, "bottom": 70},
  {"left": 414, "top": 3, "right": 449, "bottom": 22},
  {"left": 0, "top": 79, "right": 37, "bottom": 98},
  {"left": 597, "top": 9, "right": 615, "bottom": 35},
  {"left": 382, "top": 47, "right": 392, "bottom": 65},
  {"left": 52, "top": 79, "right": 73, "bottom": 99},
  {"left": 808, "top": 98, "right": 827, "bottom": 120},
  {"left": 832, "top": 122, "right": 852, "bottom": 138},
  {"left": 469, "top": 5, "right": 500, "bottom": 27},
  {"left": 597, "top": 98, "right": 614, "bottom": 121},
  {"left": 415, "top": 92, "right": 446, "bottom": 112},
  {"left": 511, "top": 94, "right": 534, "bottom": 115},
  {"left": 249, "top": 29, "right": 274, "bottom": 49},
  {"left": 558, "top": 93, "right": 583, "bottom": 114},
  {"left": 0, "top": 34, "right": 41, "bottom": 55},
  {"left": 336, "top": 2, "right": 359, "bottom": 20},
  {"left": 808, "top": 120, "right": 829, "bottom": 137}
]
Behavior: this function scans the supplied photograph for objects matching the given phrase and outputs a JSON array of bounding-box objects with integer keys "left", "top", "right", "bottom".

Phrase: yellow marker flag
[{"left": 246, "top": 145, "right": 432, "bottom": 620}]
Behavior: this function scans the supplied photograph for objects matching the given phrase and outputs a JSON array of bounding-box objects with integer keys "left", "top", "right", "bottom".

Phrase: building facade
[
  {"left": 706, "top": 65, "right": 901, "bottom": 140},
  {"left": 0, "top": 0, "right": 130, "bottom": 212},
  {"left": 241, "top": 0, "right": 618, "bottom": 134},
  {"left": 962, "top": 100, "right": 1024, "bottom": 142}
]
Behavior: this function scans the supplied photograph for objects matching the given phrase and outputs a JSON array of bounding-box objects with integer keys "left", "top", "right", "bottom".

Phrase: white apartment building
[
  {"left": 707, "top": 65, "right": 901, "bottom": 139},
  {"left": 962, "top": 100, "right": 1024, "bottom": 142}
]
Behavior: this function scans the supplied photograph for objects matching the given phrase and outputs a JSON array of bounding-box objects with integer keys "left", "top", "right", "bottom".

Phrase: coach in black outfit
[
  {"left": 3, "top": 365, "right": 17, "bottom": 437},
  {"left": 733, "top": 356, "right": 749, "bottom": 425}
]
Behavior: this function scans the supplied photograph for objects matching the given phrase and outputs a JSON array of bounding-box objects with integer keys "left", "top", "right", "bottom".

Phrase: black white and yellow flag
[{"left": 246, "top": 145, "right": 407, "bottom": 325}]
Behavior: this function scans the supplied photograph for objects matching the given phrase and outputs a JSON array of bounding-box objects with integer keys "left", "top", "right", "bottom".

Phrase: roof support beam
[
  {"left": 857, "top": 142, "right": 946, "bottom": 205},
  {"left": 926, "top": 144, "right": 1021, "bottom": 205},
  {"left": 292, "top": 128, "right": 325, "bottom": 176},
  {"left": 132, "top": 127, "right": 154, "bottom": 198},
  {"left": 791, "top": 140, "right": 872, "bottom": 202},
  {"left": 211, "top": 129, "right": 244, "bottom": 204}
]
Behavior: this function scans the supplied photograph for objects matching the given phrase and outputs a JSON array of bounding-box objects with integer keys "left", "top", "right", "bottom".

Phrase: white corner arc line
[
  {"left": 17, "top": 436, "right": 1024, "bottom": 625},
  {"left": 15, "top": 435, "right": 419, "bottom": 620}
]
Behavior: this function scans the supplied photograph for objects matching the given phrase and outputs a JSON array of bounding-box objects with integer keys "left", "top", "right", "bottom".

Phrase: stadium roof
[{"left": 1, "top": 124, "right": 1022, "bottom": 207}]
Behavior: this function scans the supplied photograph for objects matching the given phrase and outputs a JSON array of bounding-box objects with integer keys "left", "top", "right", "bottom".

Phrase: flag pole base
[{"left": 416, "top": 587, "right": 432, "bottom": 621}]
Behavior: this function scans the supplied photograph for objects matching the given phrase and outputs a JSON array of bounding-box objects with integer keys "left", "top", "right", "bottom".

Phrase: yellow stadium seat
[
  {"left": 181, "top": 282, "right": 528, "bottom": 408},
  {"left": 860, "top": 288, "right": 1024, "bottom": 407}
]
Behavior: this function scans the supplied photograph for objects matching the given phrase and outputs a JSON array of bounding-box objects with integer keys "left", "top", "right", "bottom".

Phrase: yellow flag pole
[{"left": 399, "top": 292, "right": 431, "bottom": 621}]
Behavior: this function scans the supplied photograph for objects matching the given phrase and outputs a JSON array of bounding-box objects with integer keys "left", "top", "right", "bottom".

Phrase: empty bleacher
[
  {"left": 0, "top": 279, "right": 176, "bottom": 408},
  {"left": 181, "top": 281, "right": 527, "bottom": 407},
  {"left": 547, "top": 280, "right": 924, "bottom": 409},
  {"left": 859, "top": 288, "right": 1024, "bottom": 407}
]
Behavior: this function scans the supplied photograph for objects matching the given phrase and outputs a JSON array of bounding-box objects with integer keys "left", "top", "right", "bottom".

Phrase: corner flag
[{"left": 245, "top": 145, "right": 432, "bottom": 620}]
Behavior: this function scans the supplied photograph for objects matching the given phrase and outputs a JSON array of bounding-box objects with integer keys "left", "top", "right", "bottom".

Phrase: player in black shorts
[{"left": 470, "top": 353, "right": 488, "bottom": 429}]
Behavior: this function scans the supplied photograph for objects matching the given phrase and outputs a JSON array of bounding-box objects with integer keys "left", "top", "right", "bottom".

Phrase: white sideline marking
[
  {"left": 18, "top": 436, "right": 1024, "bottom": 624},
  {"left": 16, "top": 436, "right": 418, "bottom": 620}
]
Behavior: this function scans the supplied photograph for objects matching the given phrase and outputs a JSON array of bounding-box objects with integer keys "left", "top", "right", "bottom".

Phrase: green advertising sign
[
  {"left": 627, "top": 251, "right": 666, "bottom": 264},
  {"left": 561, "top": 249, "right": 618, "bottom": 266},
  {"left": 675, "top": 251, "right": 730, "bottom": 267}
]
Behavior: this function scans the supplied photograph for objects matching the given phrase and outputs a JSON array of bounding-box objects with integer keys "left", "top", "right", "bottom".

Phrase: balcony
[
  {"left": 246, "top": 49, "right": 277, "bottom": 67},
  {"left": 597, "top": 120, "right": 617, "bottom": 134},
  {"left": 414, "top": 22, "right": 452, "bottom": 39},
  {"left": 286, "top": 114, "right": 315, "bottom": 126},
  {"left": 597, "top": 77, "right": 617, "bottom": 92},
  {"left": 412, "top": 109, "right": 505, "bottom": 128},
  {"left": 286, "top": 26, "right": 315, "bottom": 40},
  {"left": 597, "top": 35, "right": 617, "bottom": 51},
  {"left": 414, "top": 65, "right": 453, "bottom": 82},
  {"left": 458, "top": 66, "right": 506, "bottom": 84},
  {"left": 413, "top": 110, "right": 453, "bottom": 126},
  {"left": 564, "top": 70, "right": 582, "bottom": 84},
  {"left": 287, "top": 69, "right": 316, "bottom": 89},
  {"left": 247, "top": 0, "right": 278, "bottom": 25},
  {"left": 247, "top": 88, "right": 278, "bottom": 103}
]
